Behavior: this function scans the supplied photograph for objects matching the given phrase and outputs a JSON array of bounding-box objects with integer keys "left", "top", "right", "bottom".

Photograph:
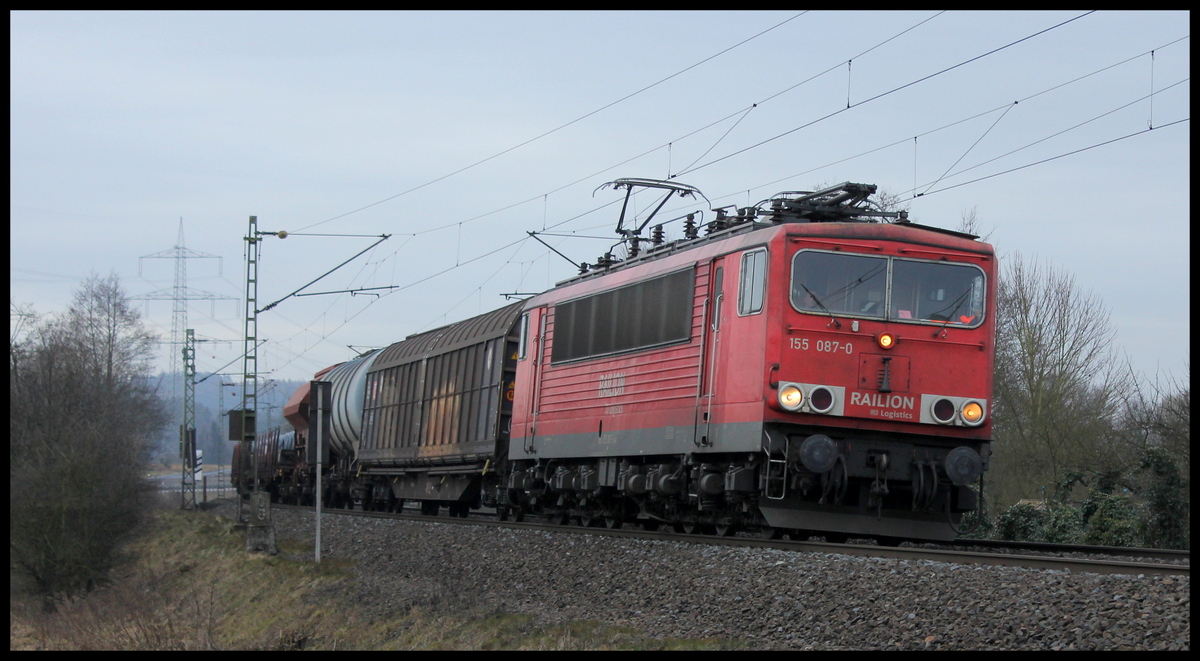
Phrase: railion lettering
[{"left": 850, "top": 391, "right": 915, "bottom": 410}]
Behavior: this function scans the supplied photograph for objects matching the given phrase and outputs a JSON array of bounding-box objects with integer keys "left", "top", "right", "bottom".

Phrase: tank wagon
[
  {"left": 231, "top": 427, "right": 295, "bottom": 497},
  {"left": 236, "top": 179, "right": 993, "bottom": 542}
]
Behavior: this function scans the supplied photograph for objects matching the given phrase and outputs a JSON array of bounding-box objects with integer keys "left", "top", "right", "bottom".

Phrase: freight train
[{"left": 233, "top": 179, "right": 994, "bottom": 542}]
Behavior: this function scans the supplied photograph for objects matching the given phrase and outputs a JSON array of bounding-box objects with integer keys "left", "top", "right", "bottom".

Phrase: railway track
[{"left": 266, "top": 501, "right": 1189, "bottom": 577}]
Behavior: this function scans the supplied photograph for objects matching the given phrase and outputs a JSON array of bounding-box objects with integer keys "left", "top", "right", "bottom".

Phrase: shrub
[
  {"left": 1040, "top": 504, "right": 1084, "bottom": 544},
  {"left": 994, "top": 501, "right": 1048, "bottom": 542},
  {"left": 1081, "top": 491, "right": 1142, "bottom": 547}
]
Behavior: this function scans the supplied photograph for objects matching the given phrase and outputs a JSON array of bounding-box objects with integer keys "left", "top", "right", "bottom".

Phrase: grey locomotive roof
[{"left": 368, "top": 300, "right": 523, "bottom": 373}]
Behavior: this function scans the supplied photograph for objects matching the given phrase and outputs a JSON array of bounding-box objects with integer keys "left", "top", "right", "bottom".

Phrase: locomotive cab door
[{"left": 696, "top": 259, "right": 725, "bottom": 446}]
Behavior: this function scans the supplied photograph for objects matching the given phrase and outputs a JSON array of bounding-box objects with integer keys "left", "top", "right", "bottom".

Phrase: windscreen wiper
[{"left": 800, "top": 284, "right": 842, "bottom": 329}]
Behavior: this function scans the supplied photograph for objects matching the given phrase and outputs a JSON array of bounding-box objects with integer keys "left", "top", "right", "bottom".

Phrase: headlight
[
  {"left": 809, "top": 386, "right": 835, "bottom": 414},
  {"left": 961, "top": 400, "right": 985, "bottom": 426},
  {"left": 931, "top": 398, "right": 956, "bottom": 424},
  {"left": 877, "top": 333, "right": 896, "bottom": 350},
  {"left": 778, "top": 384, "right": 804, "bottom": 411}
]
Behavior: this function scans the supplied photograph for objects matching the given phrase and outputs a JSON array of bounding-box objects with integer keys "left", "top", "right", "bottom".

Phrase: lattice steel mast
[{"left": 134, "top": 220, "right": 235, "bottom": 507}]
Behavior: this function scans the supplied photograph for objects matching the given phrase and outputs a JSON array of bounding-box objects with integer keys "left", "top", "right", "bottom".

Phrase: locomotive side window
[
  {"left": 738, "top": 249, "right": 767, "bottom": 316},
  {"left": 790, "top": 249, "right": 985, "bottom": 326},
  {"left": 791, "top": 251, "right": 887, "bottom": 318},
  {"left": 890, "top": 259, "right": 985, "bottom": 327},
  {"left": 551, "top": 268, "right": 694, "bottom": 363},
  {"left": 517, "top": 312, "right": 530, "bottom": 360}
]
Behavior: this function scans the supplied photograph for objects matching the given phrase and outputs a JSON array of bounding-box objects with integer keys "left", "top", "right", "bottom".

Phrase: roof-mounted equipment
[
  {"left": 760, "top": 182, "right": 908, "bottom": 224},
  {"left": 596, "top": 178, "right": 711, "bottom": 237},
  {"left": 590, "top": 178, "right": 712, "bottom": 270}
]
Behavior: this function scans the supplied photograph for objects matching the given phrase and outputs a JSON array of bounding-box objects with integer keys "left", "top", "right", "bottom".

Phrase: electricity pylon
[{"left": 133, "top": 220, "right": 236, "bottom": 492}]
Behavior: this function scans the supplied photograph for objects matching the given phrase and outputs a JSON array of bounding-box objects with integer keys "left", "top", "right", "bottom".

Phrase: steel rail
[{"left": 266, "top": 502, "right": 1188, "bottom": 577}]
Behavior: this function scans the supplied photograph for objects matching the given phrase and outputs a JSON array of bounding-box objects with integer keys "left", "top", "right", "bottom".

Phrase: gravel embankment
[{"left": 212, "top": 503, "right": 1189, "bottom": 650}]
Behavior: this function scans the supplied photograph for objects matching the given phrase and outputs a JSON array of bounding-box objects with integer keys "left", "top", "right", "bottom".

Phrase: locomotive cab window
[
  {"left": 790, "top": 249, "right": 985, "bottom": 327},
  {"left": 791, "top": 250, "right": 887, "bottom": 318},
  {"left": 890, "top": 259, "right": 985, "bottom": 327},
  {"left": 738, "top": 248, "right": 767, "bottom": 316}
]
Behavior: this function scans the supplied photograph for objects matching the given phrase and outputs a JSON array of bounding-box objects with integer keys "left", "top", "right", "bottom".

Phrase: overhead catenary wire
[
  {"left": 357, "top": 11, "right": 955, "bottom": 247},
  {"left": 293, "top": 11, "right": 809, "bottom": 234},
  {"left": 904, "top": 77, "right": 1189, "bottom": 199},
  {"left": 255, "top": 15, "right": 1182, "bottom": 382},
  {"left": 672, "top": 11, "right": 1097, "bottom": 179},
  {"left": 281, "top": 19, "right": 1183, "bottom": 355},
  {"left": 920, "top": 102, "right": 1019, "bottom": 196},
  {"left": 262, "top": 234, "right": 531, "bottom": 377},
  {"left": 743, "top": 36, "right": 1187, "bottom": 200},
  {"left": 283, "top": 11, "right": 948, "bottom": 261},
  {"left": 914, "top": 117, "right": 1189, "bottom": 199},
  {"left": 294, "top": 22, "right": 1179, "bottom": 301}
]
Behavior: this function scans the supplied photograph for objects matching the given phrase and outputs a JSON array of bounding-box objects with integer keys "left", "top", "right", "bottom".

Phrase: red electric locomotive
[
  {"left": 506, "top": 179, "right": 993, "bottom": 541},
  {"left": 242, "top": 178, "right": 992, "bottom": 544}
]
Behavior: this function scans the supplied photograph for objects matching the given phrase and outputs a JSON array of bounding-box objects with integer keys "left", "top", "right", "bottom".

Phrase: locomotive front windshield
[{"left": 791, "top": 249, "right": 985, "bottom": 327}]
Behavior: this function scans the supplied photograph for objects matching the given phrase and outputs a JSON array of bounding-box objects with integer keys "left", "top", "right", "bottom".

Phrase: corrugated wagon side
[{"left": 355, "top": 301, "right": 523, "bottom": 514}]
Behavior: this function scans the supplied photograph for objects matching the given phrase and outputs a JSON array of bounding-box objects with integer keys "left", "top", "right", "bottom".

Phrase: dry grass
[{"left": 10, "top": 504, "right": 743, "bottom": 650}]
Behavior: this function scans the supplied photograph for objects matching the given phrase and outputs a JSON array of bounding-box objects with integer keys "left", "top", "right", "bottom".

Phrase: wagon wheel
[
  {"left": 550, "top": 510, "right": 571, "bottom": 526},
  {"left": 604, "top": 516, "right": 623, "bottom": 530},
  {"left": 579, "top": 515, "right": 602, "bottom": 528},
  {"left": 714, "top": 523, "right": 737, "bottom": 537},
  {"left": 822, "top": 532, "right": 849, "bottom": 544},
  {"left": 760, "top": 526, "right": 784, "bottom": 540}
]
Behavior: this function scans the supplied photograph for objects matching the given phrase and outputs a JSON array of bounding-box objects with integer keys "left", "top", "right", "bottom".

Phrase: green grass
[{"left": 11, "top": 506, "right": 747, "bottom": 650}]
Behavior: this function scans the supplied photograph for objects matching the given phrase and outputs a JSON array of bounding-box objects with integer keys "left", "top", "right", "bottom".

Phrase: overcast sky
[{"left": 11, "top": 10, "right": 1190, "bottom": 390}]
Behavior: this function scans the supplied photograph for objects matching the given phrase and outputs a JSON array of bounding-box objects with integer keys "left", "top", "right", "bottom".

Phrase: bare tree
[
  {"left": 1120, "top": 360, "right": 1190, "bottom": 508},
  {"left": 872, "top": 186, "right": 910, "bottom": 218},
  {"left": 956, "top": 206, "right": 995, "bottom": 242},
  {"left": 10, "top": 273, "right": 169, "bottom": 608},
  {"left": 1145, "top": 363, "right": 1189, "bottom": 476},
  {"left": 988, "top": 253, "right": 1137, "bottom": 508}
]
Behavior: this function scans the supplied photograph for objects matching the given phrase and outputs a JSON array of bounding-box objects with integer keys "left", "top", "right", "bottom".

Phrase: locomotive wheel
[
  {"left": 760, "top": 526, "right": 784, "bottom": 540},
  {"left": 549, "top": 510, "right": 570, "bottom": 526},
  {"left": 579, "top": 515, "right": 602, "bottom": 528},
  {"left": 604, "top": 516, "right": 623, "bottom": 529},
  {"left": 714, "top": 523, "right": 736, "bottom": 537}
]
